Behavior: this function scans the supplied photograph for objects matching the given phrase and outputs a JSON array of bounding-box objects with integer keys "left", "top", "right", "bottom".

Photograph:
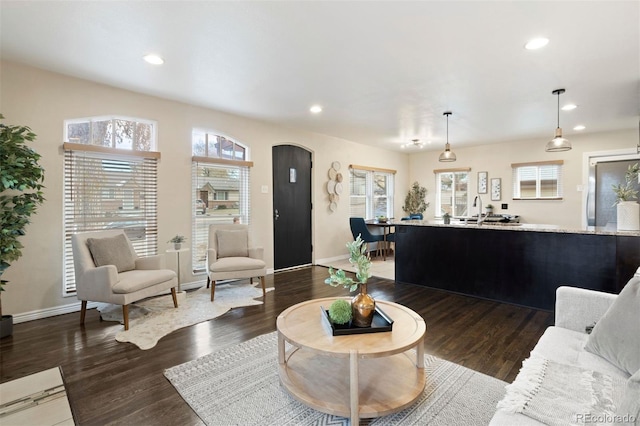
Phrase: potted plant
[
  {"left": 168, "top": 235, "right": 187, "bottom": 250},
  {"left": 0, "top": 115, "right": 46, "bottom": 338},
  {"left": 402, "top": 181, "right": 429, "bottom": 218},
  {"left": 328, "top": 299, "right": 352, "bottom": 328},
  {"left": 442, "top": 212, "right": 451, "bottom": 224},
  {"left": 325, "top": 235, "right": 375, "bottom": 327},
  {"left": 612, "top": 163, "right": 639, "bottom": 231},
  {"left": 486, "top": 204, "right": 494, "bottom": 215}
]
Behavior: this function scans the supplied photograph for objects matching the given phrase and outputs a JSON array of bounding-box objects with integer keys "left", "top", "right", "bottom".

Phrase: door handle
[{"left": 274, "top": 209, "right": 279, "bottom": 221}]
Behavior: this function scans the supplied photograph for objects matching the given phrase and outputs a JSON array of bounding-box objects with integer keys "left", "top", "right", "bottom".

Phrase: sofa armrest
[
  {"left": 248, "top": 247, "right": 264, "bottom": 260},
  {"left": 555, "top": 286, "right": 617, "bottom": 333},
  {"left": 135, "top": 254, "right": 165, "bottom": 270}
]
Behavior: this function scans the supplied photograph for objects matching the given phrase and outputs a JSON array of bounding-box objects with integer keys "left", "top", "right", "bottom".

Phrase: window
[
  {"left": 63, "top": 117, "right": 159, "bottom": 294},
  {"left": 435, "top": 168, "right": 470, "bottom": 217},
  {"left": 65, "top": 116, "right": 156, "bottom": 151},
  {"left": 512, "top": 160, "right": 563, "bottom": 199},
  {"left": 192, "top": 131, "right": 252, "bottom": 273},
  {"left": 349, "top": 166, "right": 395, "bottom": 219}
]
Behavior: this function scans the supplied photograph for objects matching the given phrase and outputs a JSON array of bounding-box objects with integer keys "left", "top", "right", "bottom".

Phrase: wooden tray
[{"left": 321, "top": 305, "right": 394, "bottom": 336}]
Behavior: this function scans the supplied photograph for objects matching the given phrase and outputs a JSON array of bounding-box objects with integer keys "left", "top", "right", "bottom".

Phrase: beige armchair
[
  {"left": 206, "top": 224, "right": 266, "bottom": 301},
  {"left": 72, "top": 229, "right": 178, "bottom": 330}
]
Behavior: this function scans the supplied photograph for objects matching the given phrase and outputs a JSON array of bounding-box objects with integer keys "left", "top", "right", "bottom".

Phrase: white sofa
[{"left": 491, "top": 271, "right": 640, "bottom": 426}]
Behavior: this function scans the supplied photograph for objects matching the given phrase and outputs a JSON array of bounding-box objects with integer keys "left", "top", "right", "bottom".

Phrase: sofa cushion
[
  {"left": 585, "top": 277, "right": 640, "bottom": 376},
  {"left": 87, "top": 234, "right": 135, "bottom": 273},
  {"left": 615, "top": 368, "right": 640, "bottom": 425},
  {"left": 532, "top": 326, "right": 630, "bottom": 380},
  {"left": 216, "top": 229, "right": 248, "bottom": 258}
]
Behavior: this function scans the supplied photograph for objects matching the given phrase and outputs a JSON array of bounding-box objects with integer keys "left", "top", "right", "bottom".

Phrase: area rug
[
  {"left": 98, "top": 282, "right": 274, "bottom": 350},
  {"left": 164, "top": 331, "right": 506, "bottom": 425}
]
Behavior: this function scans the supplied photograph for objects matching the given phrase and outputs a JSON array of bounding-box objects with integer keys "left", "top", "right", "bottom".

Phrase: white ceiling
[{"left": 1, "top": 1, "right": 638, "bottom": 152}]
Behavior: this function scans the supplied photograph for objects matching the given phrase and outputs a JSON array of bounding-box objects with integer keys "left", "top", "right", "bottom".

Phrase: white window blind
[
  {"left": 191, "top": 161, "right": 251, "bottom": 273},
  {"left": 512, "top": 161, "right": 563, "bottom": 199},
  {"left": 63, "top": 148, "right": 159, "bottom": 294}
]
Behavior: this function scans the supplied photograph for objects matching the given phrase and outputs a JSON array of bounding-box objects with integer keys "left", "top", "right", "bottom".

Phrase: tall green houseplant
[
  {"left": 402, "top": 181, "right": 429, "bottom": 216},
  {"left": 0, "top": 115, "right": 45, "bottom": 325}
]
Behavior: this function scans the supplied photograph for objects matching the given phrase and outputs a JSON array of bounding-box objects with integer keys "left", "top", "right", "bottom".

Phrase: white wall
[
  {"left": 0, "top": 60, "right": 410, "bottom": 317},
  {"left": 408, "top": 129, "right": 637, "bottom": 227}
]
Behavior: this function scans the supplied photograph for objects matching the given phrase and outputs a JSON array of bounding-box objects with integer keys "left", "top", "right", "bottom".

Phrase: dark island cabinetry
[{"left": 394, "top": 224, "right": 640, "bottom": 310}]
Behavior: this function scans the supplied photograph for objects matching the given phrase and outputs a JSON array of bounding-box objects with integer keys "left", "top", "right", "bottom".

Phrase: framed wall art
[
  {"left": 478, "top": 171, "right": 488, "bottom": 194},
  {"left": 491, "top": 178, "right": 502, "bottom": 201}
]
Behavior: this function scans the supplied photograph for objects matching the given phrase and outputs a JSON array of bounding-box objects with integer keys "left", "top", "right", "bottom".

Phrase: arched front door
[{"left": 272, "top": 145, "right": 312, "bottom": 270}]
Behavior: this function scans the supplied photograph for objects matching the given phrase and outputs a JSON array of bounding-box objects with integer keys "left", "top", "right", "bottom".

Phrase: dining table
[{"left": 365, "top": 219, "right": 395, "bottom": 261}]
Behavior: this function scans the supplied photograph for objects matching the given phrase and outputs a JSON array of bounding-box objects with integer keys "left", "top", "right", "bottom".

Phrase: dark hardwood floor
[{"left": 0, "top": 266, "right": 554, "bottom": 425}]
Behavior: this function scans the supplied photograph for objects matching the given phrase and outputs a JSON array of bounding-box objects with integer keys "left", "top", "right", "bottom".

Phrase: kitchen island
[{"left": 394, "top": 221, "right": 640, "bottom": 310}]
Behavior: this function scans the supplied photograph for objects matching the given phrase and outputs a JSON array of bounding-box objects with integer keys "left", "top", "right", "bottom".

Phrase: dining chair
[{"left": 349, "top": 217, "right": 384, "bottom": 258}]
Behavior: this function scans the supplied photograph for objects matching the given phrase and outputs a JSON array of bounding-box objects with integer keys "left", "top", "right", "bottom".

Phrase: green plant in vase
[
  {"left": 325, "top": 235, "right": 376, "bottom": 327},
  {"left": 168, "top": 234, "right": 187, "bottom": 250}
]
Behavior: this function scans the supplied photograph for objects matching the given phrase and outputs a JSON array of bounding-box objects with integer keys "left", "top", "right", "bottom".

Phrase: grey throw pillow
[
  {"left": 585, "top": 277, "right": 640, "bottom": 376},
  {"left": 216, "top": 229, "right": 249, "bottom": 258},
  {"left": 87, "top": 234, "right": 136, "bottom": 273}
]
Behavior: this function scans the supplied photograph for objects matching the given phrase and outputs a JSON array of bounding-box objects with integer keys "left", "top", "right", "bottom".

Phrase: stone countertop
[{"left": 393, "top": 219, "right": 640, "bottom": 237}]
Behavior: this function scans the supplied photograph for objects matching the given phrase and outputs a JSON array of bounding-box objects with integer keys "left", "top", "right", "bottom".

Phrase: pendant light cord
[{"left": 557, "top": 92, "right": 560, "bottom": 128}]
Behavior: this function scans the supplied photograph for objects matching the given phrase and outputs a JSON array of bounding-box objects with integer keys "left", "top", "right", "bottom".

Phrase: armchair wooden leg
[
  {"left": 260, "top": 276, "right": 266, "bottom": 297},
  {"left": 123, "top": 305, "right": 129, "bottom": 331},
  {"left": 171, "top": 287, "right": 178, "bottom": 308},
  {"left": 80, "top": 300, "right": 87, "bottom": 325},
  {"left": 206, "top": 276, "right": 210, "bottom": 289},
  {"left": 210, "top": 280, "right": 216, "bottom": 302}
]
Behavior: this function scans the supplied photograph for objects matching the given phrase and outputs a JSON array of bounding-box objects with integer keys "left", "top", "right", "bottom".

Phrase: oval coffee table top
[{"left": 277, "top": 297, "right": 426, "bottom": 357}]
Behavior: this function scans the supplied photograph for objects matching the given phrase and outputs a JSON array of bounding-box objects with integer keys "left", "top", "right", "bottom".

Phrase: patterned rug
[
  {"left": 164, "top": 332, "right": 506, "bottom": 425},
  {"left": 98, "top": 282, "right": 274, "bottom": 350}
]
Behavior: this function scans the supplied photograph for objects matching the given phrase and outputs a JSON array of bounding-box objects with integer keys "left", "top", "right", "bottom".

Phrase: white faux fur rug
[{"left": 97, "top": 282, "right": 274, "bottom": 350}]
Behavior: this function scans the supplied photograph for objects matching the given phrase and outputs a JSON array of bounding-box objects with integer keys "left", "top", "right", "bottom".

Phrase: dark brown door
[{"left": 272, "top": 145, "right": 312, "bottom": 270}]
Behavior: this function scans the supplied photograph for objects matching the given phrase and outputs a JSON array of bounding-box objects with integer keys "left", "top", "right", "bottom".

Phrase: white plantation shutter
[{"left": 63, "top": 147, "right": 159, "bottom": 294}]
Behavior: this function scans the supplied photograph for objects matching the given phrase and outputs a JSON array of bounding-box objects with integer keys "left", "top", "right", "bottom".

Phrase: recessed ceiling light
[
  {"left": 309, "top": 105, "right": 322, "bottom": 114},
  {"left": 573, "top": 125, "right": 586, "bottom": 131},
  {"left": 143, "top": 54, "right": 164, "bottom": 65},
  {"left": 524, "top": 38, "right": 549, "bottom": 50},
  {"left": 561, "top": 104, "right": 578, "bottom": 111}
]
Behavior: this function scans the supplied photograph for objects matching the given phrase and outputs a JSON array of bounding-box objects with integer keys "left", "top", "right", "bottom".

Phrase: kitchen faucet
[{"left": 473, "top": 195, "right": 485, "bottom": 225}]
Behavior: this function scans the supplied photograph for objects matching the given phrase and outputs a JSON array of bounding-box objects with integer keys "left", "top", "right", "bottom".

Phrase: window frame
[
  {"left": 64, "top": 116, "right": 157, "bottom": 151},
  {"left": 348, "top": 165, "right": 395, "bottom": 220},
  {"left": 511, "top": 160, "right": 564, "bottom": 200},
  {"left": 191, "top": 131, "right": 252, "bottom": 274},
  {"left": 434, "top": 167, "right": 471, "bottom": 218}
]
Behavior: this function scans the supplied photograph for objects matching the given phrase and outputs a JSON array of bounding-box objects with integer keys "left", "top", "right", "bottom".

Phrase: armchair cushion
[
  {"left": 112, "top": 269, "right": 177, "bottom": 294},
  {"left": 584, "top": 276, "right": 640, "bottom": 376},
  {"left": 216, "top": 229, "right": 248, "bottom": 258},
  {"left": 210, "top": 257, "right": 266, "bottom": 273},
  {"left": 87, "top": 234, "right": 136, "bottom": 273}
]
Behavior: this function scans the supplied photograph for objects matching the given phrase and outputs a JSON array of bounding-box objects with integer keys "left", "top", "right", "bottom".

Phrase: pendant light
[
  {"left": 545, "top": 89, "right": 572, "bottom": 152},
  {"left": 439, "top": 111, "right": 456, "bottom": 162}
]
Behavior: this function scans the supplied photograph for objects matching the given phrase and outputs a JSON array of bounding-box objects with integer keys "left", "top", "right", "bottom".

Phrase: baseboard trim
[{"left": 315, "top": 254, "right": 349, "bottom": 265}]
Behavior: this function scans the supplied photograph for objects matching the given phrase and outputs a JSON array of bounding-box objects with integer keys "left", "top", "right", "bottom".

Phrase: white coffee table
[{"left": 276, "top": 297, "right": 426, "bottom": 425}]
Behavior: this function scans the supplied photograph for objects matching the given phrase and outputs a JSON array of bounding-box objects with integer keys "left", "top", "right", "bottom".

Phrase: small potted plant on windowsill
[
  {"left": 486, "top": 204, "right": 494, "bottom": 215},
  {"left": 168, "top": 235, "right": 187, "bottom": 250},
  {"left": 442, "top": 212, "right": 451, "bottom": 224}
]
